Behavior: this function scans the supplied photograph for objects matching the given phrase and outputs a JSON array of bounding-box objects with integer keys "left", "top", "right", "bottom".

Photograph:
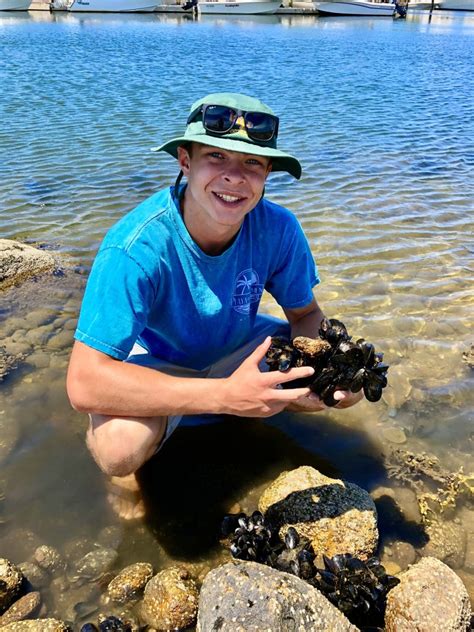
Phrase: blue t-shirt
[{"left": 75, "top": 186, "right": 319, "bottom": 370}]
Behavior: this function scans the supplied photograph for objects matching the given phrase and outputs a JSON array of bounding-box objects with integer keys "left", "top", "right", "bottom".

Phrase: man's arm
[{"left": 67, "top": 339, "right": 316, "bottom": 420}]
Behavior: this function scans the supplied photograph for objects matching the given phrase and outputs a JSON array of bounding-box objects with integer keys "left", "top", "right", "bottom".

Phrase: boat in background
[
  {"left": 314, "top": 0, "right": 396, "bottom": 14},
  {"left": 183, "top": 0, "right": 281, "bottom": 13},
  {"left": 68, "top": 0, "right": 157, "bottom": 10},
  {"left": 438, "top": 0, "right": 473, "bottom": 8},
  {"left": 0, "top": 0, "right": 31, "bottom": 9}
]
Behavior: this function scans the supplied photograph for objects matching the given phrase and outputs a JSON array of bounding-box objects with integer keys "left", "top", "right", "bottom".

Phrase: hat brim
[{"left": 151, "top": 135, "right": 302, "bottom": 180}]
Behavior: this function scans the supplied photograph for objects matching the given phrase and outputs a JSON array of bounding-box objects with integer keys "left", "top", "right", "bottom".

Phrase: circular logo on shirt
[{"left": 232, "top": 268, "right": 264, "bottom": 315}]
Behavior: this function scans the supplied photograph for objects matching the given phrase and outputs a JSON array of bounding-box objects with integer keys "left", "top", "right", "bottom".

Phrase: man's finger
[
  {"left": 266, "top": 365, "right": 314, "bottom": 385},
  {"left": 247, "top": 336, "right": 273, "bottom": 366},
  {"left": 270, "top": 386, "right": 313, "bottom": 401}
]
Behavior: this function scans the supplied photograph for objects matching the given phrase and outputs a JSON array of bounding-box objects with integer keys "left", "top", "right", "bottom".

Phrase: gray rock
[
  {"left": 18, "top": 562, "right": 50, "bottom": 590},
  {"left": 385, "top": 557, "right": 471, "bottom": 631},
  {"left": 0, "top": 558, "right": 24, "bottom": 613},
  {"left": 258, "top": 466, "right": 378, "bottom": 560},
  {"left": 0, "top": 592, "right": 41, "bottom": 625},
  {"left": 74, "top": 547, "right": 118, "bottom": 580},
  {"left": 0, "top": 239, "right": 56, "bottom": 291},
  {"left": 421, "top": 519, "right": 467, "bottom": 569},
  {"left": 0, "top": 619, "right": 71, "bottom": 631},
  {"left": 107, "top": 562, "right": 153, "bottom": 604},
  {"left": 138, "top": 566, "right": 199, "bottom": 630},
  {"left": 197, "top": 561, "right": 359, "bottom": 632}
]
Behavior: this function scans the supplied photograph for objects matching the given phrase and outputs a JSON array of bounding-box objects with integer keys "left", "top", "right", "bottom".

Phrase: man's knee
[{"left": 86, "top": 414, "right": 166, "bottom": 477}]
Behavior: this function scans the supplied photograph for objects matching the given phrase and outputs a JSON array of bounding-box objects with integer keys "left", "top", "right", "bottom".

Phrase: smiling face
[{"left": 177, "top": 143, "right": 272, "bottom": 252}]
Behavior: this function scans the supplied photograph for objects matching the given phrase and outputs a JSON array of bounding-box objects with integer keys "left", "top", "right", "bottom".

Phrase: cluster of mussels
[
  {"left": 265, "top": 318, "right": 389, "bottom": 406},
  {"left": 221, "top": 512, "right": 315, "bottom": 579},
  {"left": 222, "top": 511, "right": 399, "bottom": 629},
  {"left": 80, "top": 616, "right": 131, "bottom": 632}
]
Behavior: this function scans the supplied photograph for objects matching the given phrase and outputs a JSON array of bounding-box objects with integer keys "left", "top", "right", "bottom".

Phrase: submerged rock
[
  {"left": 0, "top": 239, "right": 56, "bottom": 291},
  {"left": 0, "top": 346, "right": 26, "bottom": 382},
  {"left": 74, "top": 547, "right": 118, "bottom": 581},
  {"left": 0, "top": 592, "right": 41, "bottom": 625},
  {"left": 107, "top": 562, "right": 153, "bottom": 604},
  {"left": 421, "top": 519, "right": 467, "bottom": 569},
  {"left": 138, "top": 566, "right": 198, "bottom": 630},
  {"left": 34, "top": 545, "right": 66, "bottom": 576},
  {"left": 197, "top": 560, "right": 358, "bottom": 632},
  {"left": 385, "top": 557, "right": 471, "bottom": 631},
  {"left": 0, "top": 559, "right": 24, "bottom": 613},
  {"left": 258, "top": 466, "right": 378, "bottom": 560}
]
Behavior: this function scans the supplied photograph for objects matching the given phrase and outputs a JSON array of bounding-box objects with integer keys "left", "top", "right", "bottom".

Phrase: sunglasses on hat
[{"left": 187, "top": 104, "right": 279, "bottom": 143}]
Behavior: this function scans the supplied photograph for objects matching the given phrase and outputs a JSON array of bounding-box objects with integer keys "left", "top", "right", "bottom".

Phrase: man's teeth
[{"left": 215, "top": 193, "right": 242, "bottom": 202}]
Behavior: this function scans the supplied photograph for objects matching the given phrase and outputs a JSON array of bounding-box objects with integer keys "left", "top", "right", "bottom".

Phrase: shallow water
[{"left": 1, "top": 8, "right": 473, "bottom": 624}]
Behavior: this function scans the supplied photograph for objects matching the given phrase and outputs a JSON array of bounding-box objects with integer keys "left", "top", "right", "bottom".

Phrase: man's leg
[{"left": 86, "top": 413, "right": 168, "bottom": 520}]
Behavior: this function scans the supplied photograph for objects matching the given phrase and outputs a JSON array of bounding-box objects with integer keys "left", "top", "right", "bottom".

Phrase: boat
[
  {"left": 68, "top": 0, "right": 157, "bottom": 10},
  {"left": 186, "top": 0, "right": 281, "bottom": 14},
  {"left": 314, "top": 0, "right": 396, "bottom": 14},
  {"left": 0, "top": 0, "right": 31, "bottom": 9},
  {"left": 438, "top": 0, "right": 473, "bottom": 9}
]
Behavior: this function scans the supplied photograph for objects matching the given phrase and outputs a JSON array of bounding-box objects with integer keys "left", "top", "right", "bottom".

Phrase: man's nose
[{"left": 223, "top": 162, "right": 245, "bottom": 183}]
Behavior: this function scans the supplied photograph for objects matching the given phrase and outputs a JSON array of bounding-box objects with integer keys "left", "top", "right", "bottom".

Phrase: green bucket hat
[{"left": 152, "top": 92, "right": 302, "bottom": 180}]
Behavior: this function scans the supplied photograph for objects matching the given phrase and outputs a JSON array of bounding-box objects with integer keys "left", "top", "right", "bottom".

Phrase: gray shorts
[{"left": 125, "top": 314, "right": 290, "bottom": 448}]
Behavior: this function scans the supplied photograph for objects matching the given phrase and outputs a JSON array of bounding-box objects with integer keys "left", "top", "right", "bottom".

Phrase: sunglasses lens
[
  {"left": 245, "top": 112, "right": 277, "bottom": 141},
  {"left": 203, "top": 105, "right": 235, "bottom": 133}
]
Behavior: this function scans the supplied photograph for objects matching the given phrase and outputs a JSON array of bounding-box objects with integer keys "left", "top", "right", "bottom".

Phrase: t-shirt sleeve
[
  {"left": 74, "top": 246, "right": 156, "bottom": 360},
  {"left": 265, "top": 217, "right": 319, "bottom": 309}
]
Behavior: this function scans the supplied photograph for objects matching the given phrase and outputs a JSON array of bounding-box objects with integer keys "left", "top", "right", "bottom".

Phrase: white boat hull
[
  {"left": 69, "top": 0, "right": 156, "bottom": 10},
  {"left": 315, "top": 0, "right": 395, "bottom": 13},
  {"left": 0, "top": 0, "right": 31, "bottom": 9},
  {"left": 438, "top": 0, "right": 473, "bottom": 9},
  {"left": 199, "top": 0, "right": 280, "bottom": 13}
]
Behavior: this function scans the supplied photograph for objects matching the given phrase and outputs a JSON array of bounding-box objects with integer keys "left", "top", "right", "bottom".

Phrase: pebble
[{"left": 382, "top": 427, "right": 407, "bottom": 444}]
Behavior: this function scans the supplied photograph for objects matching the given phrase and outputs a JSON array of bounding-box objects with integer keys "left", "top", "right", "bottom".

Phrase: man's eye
[
  {"left": 209, "top": 151, "right": 224, "bottom": 159},
  {"left": 247, "top": 159, "right": 263, "bottom": 167}
]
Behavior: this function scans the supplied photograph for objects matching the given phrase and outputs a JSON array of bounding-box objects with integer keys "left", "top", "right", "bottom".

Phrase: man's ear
[{"left": 177, "top": 146, "right": 191, "bottom": 176}]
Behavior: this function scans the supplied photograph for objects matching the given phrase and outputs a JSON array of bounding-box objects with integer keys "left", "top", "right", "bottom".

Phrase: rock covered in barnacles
[
  {"left": 137, "top": 566, "right": 198, "bottom": 630},
  {"left": 0, "top": 592, "right": 41, "bottom": 626},
  {"left": 384, "top": 557, "right": 471, "bottom": 631},
  {"left": 293, "top": 336, "right": 332, "bottom": 358},
  {"left": 197, "top": 561, "right": 359, "bottom": 631},
  {"left": 0, "top": 558, "right": 24, "bottom": 613},
  {"left": 107, "top": 562, "right": 153, "bottom": 604},
  {"left": 258, "top": 466, "right": 378, "bottom": 560},
  {"left": 33, "top": 545, "right": 66, "bottom": 576},
  {"left": 313, "top": 553, "right": 399, "bottom": 628},
  {"left": 0, "top": 620, "right": 71, "bottom": 631},
  {"left": 266, "top": 318, "right": 389, "bottom": 406}
]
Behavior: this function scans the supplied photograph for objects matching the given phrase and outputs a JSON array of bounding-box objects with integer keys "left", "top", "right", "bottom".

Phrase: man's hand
[
  {"left": 219, "top": 337, "right": 316, "bottom": 418},
  {"left": 287, "top": 388, "right": 364, "bottom": 412}
]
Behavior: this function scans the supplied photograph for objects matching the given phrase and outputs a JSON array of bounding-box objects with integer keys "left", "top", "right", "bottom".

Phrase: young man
[{"left": 67, "top": 93, "right": 361, "bottom": 517}]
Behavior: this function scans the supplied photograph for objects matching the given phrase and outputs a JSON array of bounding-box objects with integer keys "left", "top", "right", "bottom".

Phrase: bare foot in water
[{"left": 106, "top": 473, "right": 145, "bottom": 521}]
